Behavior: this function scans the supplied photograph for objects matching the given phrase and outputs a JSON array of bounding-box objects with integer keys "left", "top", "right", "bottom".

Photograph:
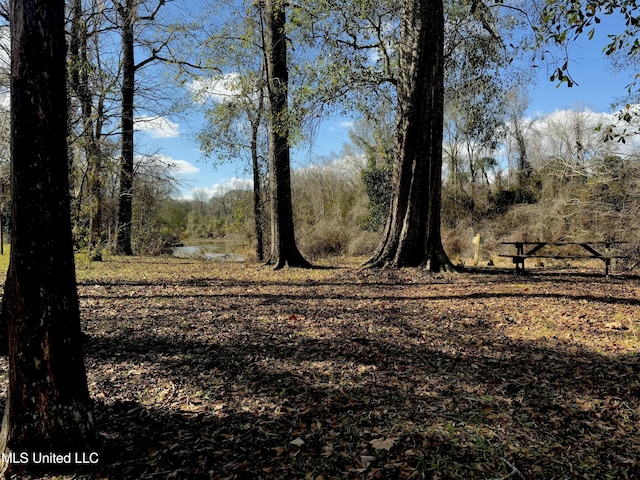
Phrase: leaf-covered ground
[{"left": 2, "top": 257, "right": 640, "bottom": 479}]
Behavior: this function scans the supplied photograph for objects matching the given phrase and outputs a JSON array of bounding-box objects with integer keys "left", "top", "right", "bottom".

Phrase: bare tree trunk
[
  {"left": 0, "top": 0, "right": 95, "bottom": 474},
  {"left": 251, "top": 118, "right": 265, "bottom": 261},
  {"left": 366, "top": 0, "right": 452, "bottom": 271},
  {"left": 262, "top": 0, "right": 311, "bottom": 269},
  {"left": 70, "top": 0, "right": 104, "bottom": 261},
  {"left": 88, "top": 149, "right": 104, "bottom": 260},
  {"left": 116, "top": 0, "right": 135, "bottom": 255}
]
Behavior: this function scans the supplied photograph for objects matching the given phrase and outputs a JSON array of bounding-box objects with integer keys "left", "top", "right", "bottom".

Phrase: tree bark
[
  {"left": 251, "top": 117, "right": 265, "bottom": 262},
  {"left": 0, "top": 0, "right": 95, "bottom": 475},
  {"left": 366, "top": 0, "right": 453, "bottom": 271},
  {"left": 262, "top": 0, "right": 311, "bottom": 269},
  {"left": 116, "top": 0, "right": 135, "bottom": 255},
  {"left": 70, "top": 0, "right": 104, "bottom": 261}
]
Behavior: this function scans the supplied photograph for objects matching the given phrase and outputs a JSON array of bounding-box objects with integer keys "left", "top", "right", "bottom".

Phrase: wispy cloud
[
  {"left": 136, "top": 116, "right": 180, "bottom": 139},
  {"left": 138, "top": 153, "right": 199, "bottom": 175}
]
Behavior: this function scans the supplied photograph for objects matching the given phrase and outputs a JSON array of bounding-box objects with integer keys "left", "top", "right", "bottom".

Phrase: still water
[{"left": 172, "top": 241, "right": 245, "bottom": 262}]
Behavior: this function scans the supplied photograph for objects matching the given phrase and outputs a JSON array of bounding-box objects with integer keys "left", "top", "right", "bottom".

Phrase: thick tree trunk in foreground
[
  {"left": 115, "top": 0, "right": 135, "bottom": 255},
  {"left": 366, "top": 0, "right": 452, "bottom": 271},
  {"left": 262, "top": 0, "right": 311, "bottom": 269},
  {"left": 0, "top": 0, "right": 95, "bottom": 475}
]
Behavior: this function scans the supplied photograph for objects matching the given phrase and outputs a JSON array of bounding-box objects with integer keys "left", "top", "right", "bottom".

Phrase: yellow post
[{"left": 472, "top": 234, "right": 483, "bottom": 266}]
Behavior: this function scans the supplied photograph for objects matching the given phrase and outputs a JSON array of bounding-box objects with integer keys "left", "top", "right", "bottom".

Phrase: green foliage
[
  {"left": 359, "top": 158, "right": 392, "bottom": 232},
  {"left": 184, "top": 211, "right": 226, "bottom": 239},
  {"left": 346, "top": 116, "right": 395, "bottom": 233},
  {"left": 158, "top": 199, "right": 191, "bottom": 233},
  {"left": 179, "top": 188, "right": 254, "bottom": 242},
  {"left": 132, "top": 225, "right": 181, "bottom": 256},
  {"left": 291, "top": 0, "right": 399, "bottom": 119}
]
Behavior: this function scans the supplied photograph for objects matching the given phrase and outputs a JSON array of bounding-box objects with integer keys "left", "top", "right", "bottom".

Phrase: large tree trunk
[
  {"left": 262, "top": 0, "right": 311, "bottom": 269},
  {"left": 0, "top": 0, "right": 95, "bottom": 475},
  {"left": 116, "top": 0, "right": 135, "bottom": 255},
  {"left": 366, "top": 0, "right": 452, "bottom": 271}
]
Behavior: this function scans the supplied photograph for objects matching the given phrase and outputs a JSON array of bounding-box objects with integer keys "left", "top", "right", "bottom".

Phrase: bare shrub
[
  {"left": 442, "top": 222, "right": 475, "bottom": 262},
  {"left": 298, "top": 220, "right": 350, "bottom": 259},
  {"left": 347, "top": 230, "right": 381, "bottom": 257}
]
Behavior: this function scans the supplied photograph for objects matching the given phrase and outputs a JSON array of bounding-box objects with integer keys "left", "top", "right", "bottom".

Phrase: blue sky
[
  {"left": 136, "top": 12, "right": 639, "bottom": 200},
  {"left": 528, "top": 12, "right": 635, "bottom": 114}
]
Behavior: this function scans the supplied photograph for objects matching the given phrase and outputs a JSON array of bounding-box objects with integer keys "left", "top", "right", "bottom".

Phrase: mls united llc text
[{"left": 2, "top": 451, "right": 99, "bottom": 464}]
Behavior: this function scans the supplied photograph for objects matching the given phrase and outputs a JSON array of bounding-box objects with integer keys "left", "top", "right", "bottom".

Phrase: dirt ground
[{"left": 1, "top": 257, "right": 639, "bottom": 479}]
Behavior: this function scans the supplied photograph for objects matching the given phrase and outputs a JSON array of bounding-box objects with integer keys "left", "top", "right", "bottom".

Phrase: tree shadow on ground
[
  {"left": 84, "top": 307, "right": 640, "bottom": 479},
  {"left": 4, "top": 262, "right": 639, "bottom": 478}
]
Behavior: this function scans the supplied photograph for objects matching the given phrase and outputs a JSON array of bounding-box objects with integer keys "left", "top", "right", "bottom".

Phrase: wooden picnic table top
[{"left": 498, "top": 241, "right": 627, "bottom": 276}]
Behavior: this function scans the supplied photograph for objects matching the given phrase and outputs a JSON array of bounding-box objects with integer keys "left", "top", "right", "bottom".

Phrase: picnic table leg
[
  {"left": 516, "top": 243, "right": 524, "bottom": 273},
  {"left": 579, "top": 243, "right": 610, "bottom": 276}
]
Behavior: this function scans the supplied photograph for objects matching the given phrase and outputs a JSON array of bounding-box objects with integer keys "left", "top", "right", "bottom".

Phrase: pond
[{"left": 172, "top": 241, "right": 246, "bottom": 262}]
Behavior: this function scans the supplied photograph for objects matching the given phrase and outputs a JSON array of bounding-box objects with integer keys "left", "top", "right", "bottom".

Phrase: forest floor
[{"left": 1, "top": 256, "right": 640, "bottom": 479}]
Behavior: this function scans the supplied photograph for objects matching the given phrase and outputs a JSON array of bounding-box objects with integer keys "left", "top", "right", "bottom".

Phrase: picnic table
[{"left": 499, "top": 241, "right": 627, "bottom": 276}]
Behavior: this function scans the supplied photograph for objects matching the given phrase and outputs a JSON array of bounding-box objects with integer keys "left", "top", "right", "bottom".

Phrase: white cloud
[
  {"left": 189, "top": 73, "right": 241, "bottom": 103},
  {"left": 168, "top": 159, "right": 200, "bottom": 175},
  {"left": 136, "top": 116, "right": 180, "bottom": 138},
  {"left": 191, "top": 177, "right": 253, "bottom": 199},
  {"left": 0, "top": 88, "right": 8, "bottom": 110},
  {"left": 529, "top": 106, "right": 640, "bottom": 157},
  {"left": 0, "top": 27, "right": 8, "bottom": 73},
  {"left": 137, "top": 153, "right": 199, "bottom": 175}
]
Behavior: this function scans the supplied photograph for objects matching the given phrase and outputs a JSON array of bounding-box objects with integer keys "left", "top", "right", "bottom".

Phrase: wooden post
[{"left": 472, "top": 234, "right": 483, "bottom": 266}]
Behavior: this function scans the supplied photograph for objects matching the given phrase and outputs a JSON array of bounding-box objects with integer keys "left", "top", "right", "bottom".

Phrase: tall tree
[
  {"left": 261, "top": 0, "right": 311, "bottom": 268},
  {"left": 504, "top": 87, "right": 533, "bottom": 201},
  {"left": 296, "top": 0, "right": 518, "bottom": 270},
  {"left": 193, "top": 2, "right": 270, "bottom": 262},
  {"left": 0, "top": 0, "right": 95, "bottom": 473},
  {"left": 113, "top": 0, "right": 199, "bottom": 255},
  {"left": 366, "top": 0, "right": 451, "bottom": 269},
  {"left": 115, "top": 0, "right": 136, "bottom": 255},
  {"left": 69, "top": 0, "right": 114, "bottom": 261}
]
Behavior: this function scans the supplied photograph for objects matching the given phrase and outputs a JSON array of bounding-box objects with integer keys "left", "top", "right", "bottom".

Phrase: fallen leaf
[
  {"left": 370, "top": 437, "right": 396, "bottom": 450},
  {"left": 290, "top": 437, "right": 305, "bottom": 447},
  {"left": 359, "top": 455, "right": 376, "bottom": 469},
  {"left": 322, "top": 444, "right": 333, "bottom": 457}
]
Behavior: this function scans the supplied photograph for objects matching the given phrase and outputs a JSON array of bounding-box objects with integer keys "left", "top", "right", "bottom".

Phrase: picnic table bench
[{"left": 498, "top": 241, "right": 627, "bottom": 275}]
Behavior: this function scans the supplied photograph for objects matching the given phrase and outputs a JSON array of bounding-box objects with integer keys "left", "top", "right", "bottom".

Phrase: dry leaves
[{"left": 16, "top": 257, "right": 638, "bottom": 479}]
